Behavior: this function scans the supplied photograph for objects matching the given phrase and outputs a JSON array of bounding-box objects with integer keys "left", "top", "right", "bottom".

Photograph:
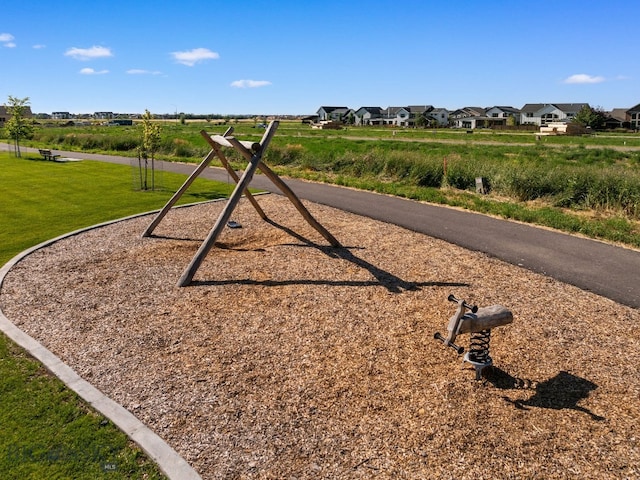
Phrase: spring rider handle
[{"left": 433, "top": 294, "right": 478, "bottom": 354}]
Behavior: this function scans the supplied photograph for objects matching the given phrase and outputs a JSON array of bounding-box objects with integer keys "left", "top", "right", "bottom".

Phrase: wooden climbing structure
[{"left": 142, "top": 120, "right": 341, "bottom": 286}]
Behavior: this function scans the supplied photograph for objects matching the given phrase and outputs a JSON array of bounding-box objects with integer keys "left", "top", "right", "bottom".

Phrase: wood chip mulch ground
[{"left": 1, "top": 194, "right": 639, "bottom": 479}]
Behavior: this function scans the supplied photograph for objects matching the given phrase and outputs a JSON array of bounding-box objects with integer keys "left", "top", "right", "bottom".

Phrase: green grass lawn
[
  {"left": 0, "top": 153, "right": 229, "bottom": 264},
  {"left": 0, "top": 151, "right": 231, "bottom": 478}
]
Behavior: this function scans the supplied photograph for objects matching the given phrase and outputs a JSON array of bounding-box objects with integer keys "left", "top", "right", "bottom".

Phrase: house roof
[
  {"left": 553, "top": 103, "right": 589, "bottom": 112},
  {"left": 318, "top": 106, "right": 348, "bottom": 113},
  {"left": 356, "top": 107, "right": 383, "bottom": 115},
  {"left": 520, "top": 104, "right": 548, "bottom": 113},
  {"left": 609, "top": 108, "right": 628, "bottom": 121},
  {"left": 604, "top": 115, "right": 624, "bottom": 126},
  {"left": 0, "top": 105, "right": 33, "bottom": 118},
  {"left": 521, "top": 103, "right": 588, "bottom": 114},
  {"left": 627, "top": 103, "right": 640, "bottom": 113},
  {"left": 384, "top": 107, "right": 409, "bottom": 115},
  {"left": 464, "top": 107, "right": 486, "bottom": 116},
  {"left": 407, "top": 105, "right": 433, "bottom": 114},
  {"left": 450, "top": 107, "right": 486, "bottom": 117},
  {"left": 487, "top": 105, "right": 521, "bottom": 114}
]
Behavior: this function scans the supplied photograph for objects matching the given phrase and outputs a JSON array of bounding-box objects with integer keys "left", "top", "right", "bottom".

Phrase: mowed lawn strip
[
  {"left": 0, "top": 153, "right": 231, "bottom": 264},
  {"left": 0, "top": 152, "right": 231, "bottom": 479}
]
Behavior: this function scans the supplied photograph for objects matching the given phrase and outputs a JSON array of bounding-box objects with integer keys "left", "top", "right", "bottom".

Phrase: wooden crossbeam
[
  {"left": 208, "top": 135, "right": 261, "bottom": 153},
  {"left": 200, "top": 130, "right": 267, "bottom": 220}
]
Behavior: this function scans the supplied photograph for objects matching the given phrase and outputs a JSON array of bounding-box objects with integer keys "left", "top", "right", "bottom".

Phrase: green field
[
  {"left": 0, "top": 152, "right": 231, "bottom": 478},
  {"left": 23, "top": 120, "right": 640, "bottom": 247}
]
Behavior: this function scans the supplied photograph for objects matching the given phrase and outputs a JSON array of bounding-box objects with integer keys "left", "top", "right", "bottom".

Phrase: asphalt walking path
[{"left": 9, "top": 145, "right": 640, "bottom": 309}]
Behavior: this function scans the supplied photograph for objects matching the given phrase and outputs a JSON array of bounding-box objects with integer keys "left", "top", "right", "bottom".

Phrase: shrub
[{"left": 172, "top": 138, "right": 193, "bottom": 158}]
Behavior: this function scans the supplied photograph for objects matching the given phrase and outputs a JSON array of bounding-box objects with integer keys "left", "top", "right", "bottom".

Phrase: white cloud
[
  {"left": 563, "top": 74, "right": 605, "bottom": 84},
  {"left": 127, "top": 69, "right": 161, "bottom": 75},
  {"left": 80, "top": 67, "right": 109, "bottom": 75},
  {"left": 230, "top": 79, "right": 272, "bottom": 88},
  {"left": 0, "top": 33, "right": 15, "bottom": 47},
  {"left": 65, "top": 46, "right": 113, "bottom": 61},
  {"left": 32, "top": 44, "right": 46, "bottom": 49},
  {"left": 171, "top": 48, "right": 219, "bottom": 66}
]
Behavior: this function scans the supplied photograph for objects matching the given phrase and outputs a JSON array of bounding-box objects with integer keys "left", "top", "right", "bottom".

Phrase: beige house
[{"left": 0, "top": 105, "right": 34, "bottom": 127}]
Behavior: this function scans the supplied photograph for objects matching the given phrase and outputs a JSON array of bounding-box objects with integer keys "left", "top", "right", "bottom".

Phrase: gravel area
[{"left": 1, "top": 194, "right": 639, "bottom": 479}]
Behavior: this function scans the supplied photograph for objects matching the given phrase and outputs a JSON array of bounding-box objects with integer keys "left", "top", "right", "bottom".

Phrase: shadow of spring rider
[{"left": 434, "top": 294, "right": 513, "bottom": 380}]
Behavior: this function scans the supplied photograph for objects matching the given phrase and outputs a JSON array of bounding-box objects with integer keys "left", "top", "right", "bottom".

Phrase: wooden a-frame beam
[
  {"left": 142, "top": 120, "right": 341, "bottom": 286},
  {"left": 177, "top": 121, "right": 279, "bottom": 286},
  {"left": 141, "top": 127, "right": 266, "bottom": 238}
]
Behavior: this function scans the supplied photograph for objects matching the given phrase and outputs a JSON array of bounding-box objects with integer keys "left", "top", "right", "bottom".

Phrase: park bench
[{"left": 39, "top": 149, "right": 61, "bottom": 161}]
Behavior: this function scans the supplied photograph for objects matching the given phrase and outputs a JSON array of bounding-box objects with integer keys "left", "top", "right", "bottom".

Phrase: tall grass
[
  {"left": 264, "top": 142, "right": 640, "bottom": 220},
  {"left": 22, "top": 122, "right": 640, "bottom": 221}
]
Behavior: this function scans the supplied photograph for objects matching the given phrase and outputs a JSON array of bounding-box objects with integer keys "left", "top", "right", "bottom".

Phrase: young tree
[
  {"left": 3, "top": 96, "right": 35, "bottom": 157},
  {"left": 137, "top": 109, "right": 162, "bottom": 190},
  {"left": 415, "top": 113, "right": 429, "bottom": 128},
  {"left": 574, "top": 105, "right": 607, "bottom": 130}
]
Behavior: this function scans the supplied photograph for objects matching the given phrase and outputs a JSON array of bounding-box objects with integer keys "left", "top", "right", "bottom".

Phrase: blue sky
[{"left": 1, "top": 1, "right": 638, "bottom": 115}]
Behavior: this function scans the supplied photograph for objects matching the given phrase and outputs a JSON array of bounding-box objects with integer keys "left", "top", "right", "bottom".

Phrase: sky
[{"left": 1, "top": 1, "right": 639, "bottom": 116}]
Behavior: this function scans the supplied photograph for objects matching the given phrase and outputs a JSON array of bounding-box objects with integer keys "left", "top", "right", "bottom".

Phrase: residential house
[
  {"left": 519, "top": 103, "right": 588, "bottom": 126},
  {"left": 450, "top": 107, "right": 487, "bottom": 129},
  {"left": 94, "top": 111, "right": 114, "bottom": 120},
  {"left": 485, "top": 106, "right": 521, "bottom": 123},
  {"left": 0, "top": 105, "right": 33, "bottom": 126},
  {"left": 52, "top": 111, "right": 71, "bottom": 119},
  {"left": 403, "top": 106, "right": 451, "bottom": 127},
  {"left": 354, "top": 107, "right": 384, "bottom": 126},
  {"left": 627, "top": 103, "right": 640, "bottom": 130},
  {"left": 605, "top": 108, "right": 628, "bottom": 129},
  {"left": 382, "top": 106, "right": 411, "bottom": 126},
  {"left": 450, "top": 107, "right": 485, "bottom": 119},
  {"left": 428, "top": 107, "right": 450, "bottom": 127},
  {"left": 316, "top": 106, "right": 350, "bottom": 122},
  {"left": 450, "top": 106, "right": 520, "bottom": 129},
  {"left": 406, "top": 105, "right": 432, "bottom": 125}
]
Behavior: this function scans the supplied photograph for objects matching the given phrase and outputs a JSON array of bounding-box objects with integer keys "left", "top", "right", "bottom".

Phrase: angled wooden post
[
  {"left": 177, "top": 121, "right": 279, "bottom": 286},
  {"left": 257, "top": 161, "right": 341, "bottom": 247},
  {"left": 141, "top": 148, "right": 218, "bottom": 237},
  {"left": 225, "top": 132, "right": 342, "bottom": 248}
]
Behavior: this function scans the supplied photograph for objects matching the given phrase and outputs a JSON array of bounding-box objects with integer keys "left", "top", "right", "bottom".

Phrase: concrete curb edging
[{"left": 0, "top": 209, "right": 206, "bottom": 480}]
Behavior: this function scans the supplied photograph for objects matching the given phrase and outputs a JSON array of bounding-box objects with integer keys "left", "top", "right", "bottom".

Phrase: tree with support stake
[
  {"left": 141, "top": 120, "right": 341, "bottom": 286},
  {"left": 136, "top": 109, "right": 162, "bottom": 190},
  {"left": 3, "top": 96, "right": 35, "bottom": 158}
]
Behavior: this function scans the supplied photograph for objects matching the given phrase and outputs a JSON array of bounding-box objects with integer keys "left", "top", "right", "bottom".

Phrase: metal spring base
[{"left": 464, "top": 329, "right": 493, "bottom": 380}]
